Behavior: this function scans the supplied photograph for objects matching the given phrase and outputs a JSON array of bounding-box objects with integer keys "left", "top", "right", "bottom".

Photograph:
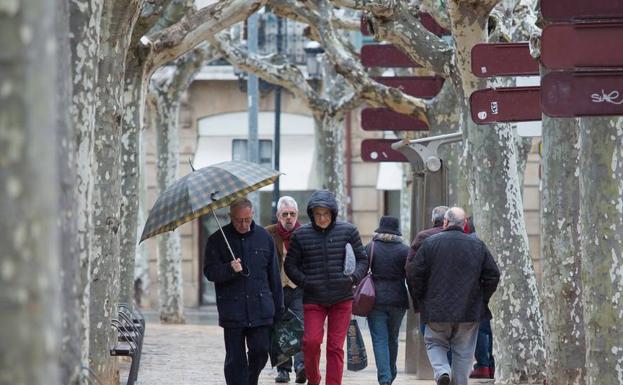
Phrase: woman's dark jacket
[
  {"left": 204, "top": 221, "right": 284, "bottom": 328},
  {"left": 410, "top": 226, "right": 500, "bottom": 323},
  {"left": 284, "top": 190, "right": 368, "bottom": 305},
  {"left": 365, "top": 234, "right": 410, "bottom": 309}
]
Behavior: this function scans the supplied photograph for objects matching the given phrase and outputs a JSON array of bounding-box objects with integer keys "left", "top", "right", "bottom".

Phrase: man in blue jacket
[{"left": 204, "top": 198, "right": 284, "bottom": 385}]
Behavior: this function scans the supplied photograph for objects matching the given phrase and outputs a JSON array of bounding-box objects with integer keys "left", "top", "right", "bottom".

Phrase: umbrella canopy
[{"left": 140, "top": 160, "right": 281, "bottom": 242}]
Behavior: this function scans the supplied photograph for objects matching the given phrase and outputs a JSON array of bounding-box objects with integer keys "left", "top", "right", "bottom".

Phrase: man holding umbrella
[{"left": 204, "top": 197, "right": 284, "bottom": 385}]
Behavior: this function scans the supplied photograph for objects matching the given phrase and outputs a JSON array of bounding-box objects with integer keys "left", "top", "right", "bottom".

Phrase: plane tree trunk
[
  {"left": 578, "top": 117, "right": 623, "bottom": 385},
  {"left": 540, "top": 115, "right": 586, "bottom": 385},
  {"left": 0, "top": 2, "right": 62, "bottom": 383},
  {"left": 88, "top": 2, "right": 143, "bottom": 382},
  {"left": 148, "top": 48, "right": 209, "bottom": 323}
]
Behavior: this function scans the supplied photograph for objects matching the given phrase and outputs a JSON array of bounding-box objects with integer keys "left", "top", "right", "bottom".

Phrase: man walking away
[
  {"left": 204, "top": 198, "right": 284, "bottom": 385},
  {"left": 410, "top": 207, "right": 500, "bottom": 385},
  {"left": 405, "top": 205, "right": 448, "bottom": 310},
  {"left": 265, "top": 196, "right": 306, "bottom": 383}
]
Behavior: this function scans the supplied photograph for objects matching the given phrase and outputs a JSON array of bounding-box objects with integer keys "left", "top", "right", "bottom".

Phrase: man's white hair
[
  {"left": 444, "top": 206, "right": 466, "bottom": 226},
  {"left": 277, "top": 196, "right": 298, "bottom": 212}
]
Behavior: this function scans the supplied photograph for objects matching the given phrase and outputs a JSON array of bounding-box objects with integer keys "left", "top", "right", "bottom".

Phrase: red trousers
[{"left": 303, "top": 300, "right": 353, "bottom": 385}]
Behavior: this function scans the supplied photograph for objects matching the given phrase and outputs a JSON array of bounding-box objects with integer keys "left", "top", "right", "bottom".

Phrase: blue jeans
[
  {"left": 424, "top": 322, "right": 479, "bottom": 385},
  {"left": 367, "top": 306, "right": 406, "bottom": 385},
  {"left": 474, "top": 320, "right": 493, "bottom": 368}
]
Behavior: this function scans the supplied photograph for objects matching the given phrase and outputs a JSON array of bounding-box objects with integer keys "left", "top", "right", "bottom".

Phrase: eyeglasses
[{"left": 280, "top": 211, "right": 297, "bottom": 218}]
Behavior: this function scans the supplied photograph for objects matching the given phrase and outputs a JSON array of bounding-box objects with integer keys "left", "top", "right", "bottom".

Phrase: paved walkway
[{"left": 125, "top": 307, "right": 493, "bottom": 385}]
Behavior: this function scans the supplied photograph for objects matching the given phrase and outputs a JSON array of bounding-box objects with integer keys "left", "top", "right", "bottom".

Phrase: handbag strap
[{"left": 368, "top": 241, "right": 375, "bottom": 273}]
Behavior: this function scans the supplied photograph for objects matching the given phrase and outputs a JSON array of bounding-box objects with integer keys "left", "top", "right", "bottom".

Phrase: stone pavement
[{"left": 124, "top": 307, "right": 493, "bottom": 385}]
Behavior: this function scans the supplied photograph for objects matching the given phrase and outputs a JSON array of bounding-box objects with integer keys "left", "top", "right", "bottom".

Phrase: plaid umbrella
[{"left": 140, "top": 160, "right": 281, "bottom": 247}]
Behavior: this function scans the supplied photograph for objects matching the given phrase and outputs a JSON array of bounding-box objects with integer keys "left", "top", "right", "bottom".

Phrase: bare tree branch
[
  {"left": 142, "top": 0, "right": 266, "bottom": 73},
  {"left": 329, "top": 0, "right": 395, "bottom": 17},
  {"left": 509, "top": 0, "right": 540, "bottom": 40},
  {"left": 277, "top": 0, "right": 431, "bottom": 119},
  {"left": 418, "top": 0, "right": 451, "bottom": 29},
  {"left": 332, "top": 15, "right": 361, "bottom": 30},
  {"left": 327, "top": 0, "right": 453, "bottom": 77},
  {"left": 366, "top": 9, "right": 453, "bottom": 77},
  {"left": 206, "top": 33, "right": 334, "bottom": 113},
  {"left": 132, "top": 0, "right": 176, "bottom": 46},
  {"left": 283, "top": 0, "right": 430, "bottom": 121}
]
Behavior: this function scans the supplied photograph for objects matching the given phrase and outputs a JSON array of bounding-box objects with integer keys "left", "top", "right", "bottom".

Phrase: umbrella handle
[{"left": 211, "top": 208, "right": 237, "bottom": 261}]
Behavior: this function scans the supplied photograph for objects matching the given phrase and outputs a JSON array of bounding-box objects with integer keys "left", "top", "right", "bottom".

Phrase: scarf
[
  {"left": 373, "top": 232, "right": 403, "bottom": 243},
  {"left": 276, "top": 221, "right": 301, "bottom": 251}
]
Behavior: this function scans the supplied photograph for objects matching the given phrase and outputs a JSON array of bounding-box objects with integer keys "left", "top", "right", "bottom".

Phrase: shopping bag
[
  {"left": 271, "top": 309, "right": 304, "bottom": 367},
  {"left": 346, "top": 319, "right": 368, "bottom": 371}
]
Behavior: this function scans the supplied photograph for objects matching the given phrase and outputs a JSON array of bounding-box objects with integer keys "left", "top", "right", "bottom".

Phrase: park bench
[{"left": 110, "top": 304, "right": 145, "bottom": 385}]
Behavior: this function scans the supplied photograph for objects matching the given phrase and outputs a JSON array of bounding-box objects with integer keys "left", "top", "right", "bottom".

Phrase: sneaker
[
  {"left": 275, "top": 369, "right": 290, "bottom": 383},
  {"left": 470, "top": 367, "right": 492, "bottom": 379},
  {"left": 437, "top": 373, "right": 450, "bottom": 385},
  {"left": 294, "top": 368, "right": 306, "bottom": 384}
]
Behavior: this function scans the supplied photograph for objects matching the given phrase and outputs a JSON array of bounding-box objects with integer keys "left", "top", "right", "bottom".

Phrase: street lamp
[{"left": 304, "top": 41, "right": 324, "bottom": 79}]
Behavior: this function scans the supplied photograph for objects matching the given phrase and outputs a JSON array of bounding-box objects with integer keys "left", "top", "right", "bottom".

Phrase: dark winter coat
[
  {"left": 405, "top": 224, "right": 444, "bottom": 310},
  {"left": 410, "top": 226, "right": 500, "bottom": 323},
  {"left": 284, "top": 190, "right": 368, "bottom": 305},
  {"left": 365, "top": 234, "right": 410, "bottom": 309},
  {"left": 204, "top": 221, "right": 284, "bottom": 328}
]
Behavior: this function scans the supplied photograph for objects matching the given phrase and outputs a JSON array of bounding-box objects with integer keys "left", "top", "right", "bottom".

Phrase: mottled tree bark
[
  {"left": 427, "top": 79, "right": 464, "bottom": 208},
  {"left": 514, "top": 133, "right": 533, "bottom": 190},
  {"left": 119, "top": 0, "right": 189, "bottom": 310},
  {"left": 150, "top": 49, "right": 207, "bottom": 323},
  {"left": 56, "top": 0, "right": 81, "bottom": 383},
  {"left": 0, "top": 1, "right": 61, "bottom": 383},
  {"left": 400, "top": 163, "right": 412, "bottom": 241},
  {"left": 447, "top": 1, "right": 546, "bottom": 383},
  {"left": 313, "top": 112, "right": 347, "bottom": 218},
  {"left": 120, "top": 63, "right": 145, "bottom": 309},
  {"left": 143, "top": 0, "right": 266, "bottom": 76},
  {"left": 88, "top": 1, "right": 143, "bottom": 382},
  {"left": 578, "top": 117, "right": 623, "bottom": 385},
  {"left": 135, "top": 98, "right": 155, "bottom": 307},
  {"left": 69, "top": 0, "right": 104, "bottom": 369},
  {"left": 541, "top": 115, "right": 586, "bottom": 385}
]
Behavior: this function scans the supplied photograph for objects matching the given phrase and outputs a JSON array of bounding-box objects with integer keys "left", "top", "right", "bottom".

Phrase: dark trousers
[
  {"left": 224, "top": 325, "right": 271, "bottom": 385},
  {"left": 474, "top": 319, "right": 494, "bottom": 368},
  {"left": 276, "top": 286, "right": 304, "bottom": 372}
]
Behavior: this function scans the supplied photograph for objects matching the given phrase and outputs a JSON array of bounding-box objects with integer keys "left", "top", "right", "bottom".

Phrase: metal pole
[
  {"left": 272, "top": 15, "right": 283, "bottom": 221},
  {"left": 247, "top": 12, "right": 260, "bottom": 222}
]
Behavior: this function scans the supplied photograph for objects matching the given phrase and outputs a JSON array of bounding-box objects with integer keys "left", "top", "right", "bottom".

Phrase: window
[{"left": 232, "top": 139, "right": 273, "bottom": 168}]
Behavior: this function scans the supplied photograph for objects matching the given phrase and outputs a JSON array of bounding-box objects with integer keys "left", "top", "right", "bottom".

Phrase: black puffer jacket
[
  {"left": 410, "top": 226, "right": 500, "bottom": 323},
  {"left": 284, "top": 190, "right": 368, "bottom": 305},
  {"left": 365, "top": 234, "right": 410, "bottom": 309}
]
